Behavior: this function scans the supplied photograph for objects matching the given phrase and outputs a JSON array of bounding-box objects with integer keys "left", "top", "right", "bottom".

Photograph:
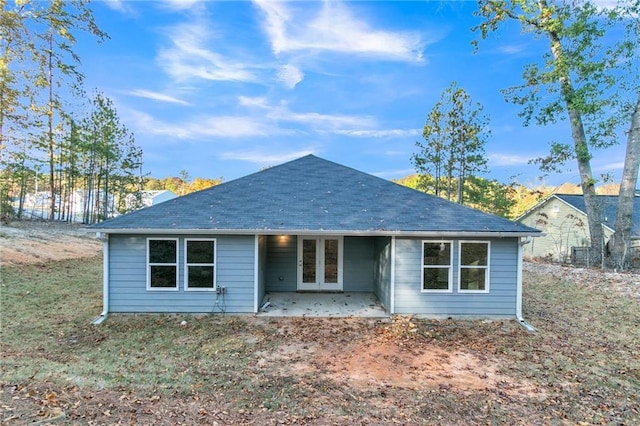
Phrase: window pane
[
  {"left": 188, "top": 266, "right": 214, "bottom": 288},
  {"left": 424, "top": 242, "right": 450, "bottom": 266},
  {"left": 423, "top": 267, "right": 450, "bottom": 290},
  {"left": 150, "top": 265, "right": 177, "bottom": 288},
  {"left": 460, "top": 268, "right": 486, "bottom": 290},
  {"left": 187, "top": 240, "right": 214, "bottom": 264},
  {"left": 149, "top": 240, "right": 176, "bottom": 263},
  {"left": 460, "top": 243, "right": 488, "bottom": 266}
]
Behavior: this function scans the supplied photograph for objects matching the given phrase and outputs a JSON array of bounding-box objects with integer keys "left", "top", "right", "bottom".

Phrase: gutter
[
  {"left": 516, "top": 237, "right": 535, "bottom": 332},
  {"left": 85, "top": 228, "right": 541, "bottom": 238},
  {"left": 92, "top": 233, "right": 109, "bottom": 325}
]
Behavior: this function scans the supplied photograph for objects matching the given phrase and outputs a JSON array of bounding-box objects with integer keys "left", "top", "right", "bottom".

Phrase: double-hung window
[
  {"left": 459, "top": 241, "right": 490, "bottom": 292},
  {"left": 147, "top": 238, "right": 179, "bottom": 291},
  {"left": 185, "top": 239, "right": 216, "bottom": 291},
  {"left": 421, "top": 241, "right": 452, "bottom": 292}
]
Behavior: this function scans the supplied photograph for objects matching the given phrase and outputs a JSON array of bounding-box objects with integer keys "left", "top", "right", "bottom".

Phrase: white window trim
[
  {"left": 184, "top": 238, "right": 217, "bottom": 292},
  {"left": 421, "top": 240, "right": 453, "bottom": 293},
  {"left": 147, "top": 237, "right": 179, "bottom": 291},
  {"left": 457, "top": 240, "right": 490, "bottom": 294}
]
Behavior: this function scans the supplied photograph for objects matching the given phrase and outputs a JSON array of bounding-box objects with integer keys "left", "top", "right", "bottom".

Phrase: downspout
[
  {"left": 253, "top": 235, "right": 259, "bottom": 314},
  {"left": 390, "top": 236, "right": 396, "bottom": 315},
  {"left": 92, "top": 233, "right": 109, "bottom": 325},
  {"left": 517, "top": 237, "right": 535, "bottom": 332}
]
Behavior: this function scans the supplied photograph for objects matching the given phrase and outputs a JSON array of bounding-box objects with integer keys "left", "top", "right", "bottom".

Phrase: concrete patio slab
[{"left": 257, "top": 292, "right": 388, "bottom": 317}]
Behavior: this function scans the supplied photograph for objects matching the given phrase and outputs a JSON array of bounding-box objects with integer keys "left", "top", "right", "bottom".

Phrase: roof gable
[
  {"left": 91, "top": 155, "right": 540, "bottom": 236},
  {"left": 556, "top": 194, "right": 640, "bottom": 236},
  {"left": 519, "top": 194, "right": 640, "bottom": 237}
]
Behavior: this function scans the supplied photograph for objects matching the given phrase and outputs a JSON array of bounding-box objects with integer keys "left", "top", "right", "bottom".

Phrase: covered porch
[
  {"left": 257, "top": 292, "right": 388, "bottom": 317},
  {"left": 256, "top": 235, "right": 394, "bottom": 314}
]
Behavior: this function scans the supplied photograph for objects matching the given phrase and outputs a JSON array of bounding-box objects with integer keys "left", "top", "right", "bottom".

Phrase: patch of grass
[{"left": 1, "top": 257, "right": 639, "bottom": 424}]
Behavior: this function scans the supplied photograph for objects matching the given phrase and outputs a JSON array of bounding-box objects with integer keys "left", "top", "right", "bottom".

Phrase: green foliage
[
  {"left": 1, "top": 0, "right": 114, "bottom": 223},
  {"left": 463, "top": 176, "right": 516, "bottom": 218},
  {"left": 412, "top": 81, "right": 490, "bottom": 206},
  {"left": 143, "top": 175, "right": 223, "bottom": 196},
  {"left": 473, "top": 0, "right": 640, "bottom": 265}
]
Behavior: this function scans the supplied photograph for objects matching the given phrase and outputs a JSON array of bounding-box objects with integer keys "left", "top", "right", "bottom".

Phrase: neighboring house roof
[
  {"left": 142, "top": 190, "right": 174, "bottom": 198},
  {"left": 90, "top": 155, "right": 541, "bottom": 236},
  {"left": 555, "top": 194, "right": 640, "bottom": 237},
  {"left": 518, "top": 194, "right": 640, "bottom": 238},
  {"left": 126, "top": 190, "right": 177, "bottom": 205}
]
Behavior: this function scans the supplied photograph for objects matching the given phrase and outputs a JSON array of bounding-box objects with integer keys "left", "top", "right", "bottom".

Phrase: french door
[{"left": 297, "top": 236, "right": 343, "bottom": 291}]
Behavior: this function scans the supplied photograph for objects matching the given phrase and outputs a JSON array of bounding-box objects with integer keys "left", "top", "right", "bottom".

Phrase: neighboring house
[
  {"left": 124, "top": 190, "right": 177, "bottom": 211},
  {"left": 517, "top": 194, "right": 640, "bottom": 264},
  {"left": 89, "top": 155, "right": 541, "bottom": 321},
  {"left": 21, "top": 189, "right": 115, "bottom": 221}
]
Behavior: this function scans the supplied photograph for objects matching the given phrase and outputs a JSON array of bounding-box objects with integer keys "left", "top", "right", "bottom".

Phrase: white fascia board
[{"left": 90, "top": 228, "right": 542, "bottom": 238}]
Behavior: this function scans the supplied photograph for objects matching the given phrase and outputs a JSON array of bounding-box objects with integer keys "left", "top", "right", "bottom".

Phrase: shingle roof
[
  {"left": 91, "top": 155, "right": 540, "bottom": 236},
  {"left": 555, "top": 194, "right": 640, "bottom": 237}
]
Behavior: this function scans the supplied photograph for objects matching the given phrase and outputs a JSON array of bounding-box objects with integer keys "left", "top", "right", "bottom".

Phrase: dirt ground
[
  {"left": 0, "top": 220, "right": 102, "bottom": 266},
  {"left": 2, "top": 220, "right": 639, "bottom": 424}
]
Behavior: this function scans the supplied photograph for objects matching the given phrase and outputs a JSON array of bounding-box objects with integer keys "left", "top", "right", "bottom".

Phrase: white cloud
[
  {"left": 488, "top": 153, "right": 532, "bottom": 166},
  {"left": 125, "top": 96, "right": 395, "bottom": 141},
  {"left": 220, "top": 149, "right": 316, "bottom": 165},
  {"left": 186, "top": 116, "right": 293, "bottom": 138},
  {"left": 159, "top": 0, "right": 202, "bottom": 11},
  {"left": 497, "top": 44, "right": 527, "bottom": 55},
  {"left": 103, "top": 0, "right": 135, "bottom": 14},
  {"left": 253, "top": 0, "right": 424, "bottom": 61},
  {"left": 157, "top": 21, "right": 257, "bottom": 83},
  {"left": 238, "top": 96, "right": 270, "bottom": 109},
  {"left": 126, "top": 109, "right": 194, "bottom": 140},
  {"left": 277, "top": 64, "right": 304, "bottom": 89},
  {"left": 333, "top": 129, "right": 420, "bottom": 138},
  {"left": 128, "top": 89, "right": 191, "bottom": 105},
  {"left": 241, "top": 98, "right": 378, "bottom": 131},
  {"left": 273, "top": 110, "right": 375, "bottom": 130},
  {"left": 126, "top": 109, "right": 289, "bottom": 140}
]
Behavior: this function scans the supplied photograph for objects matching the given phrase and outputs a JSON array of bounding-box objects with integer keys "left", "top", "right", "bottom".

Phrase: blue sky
[{"left": 75, "top": 0, "right": 627, "bottom": 187}]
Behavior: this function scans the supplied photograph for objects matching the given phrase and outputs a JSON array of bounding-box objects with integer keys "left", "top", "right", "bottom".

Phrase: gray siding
[
  {"left": 108, "top": 234, "right": 255, "bottom": 313},
  {"left": 373, "top": 237, "right": 392, "bottom": 310},
  {"left": 265, "top": 235, "right": 297, "bottom": 291},
  {"left": 393, "top": 238, "right": 519, "bottom": 317},
  {"left": 266, "top": 236, "right": 376, "bottom": 292},
  {"left": 343, "top": 237, "right": 374, "bottom": 292},
  {"left": 519, "top": 200, "right": 596, "bottom": 262}
]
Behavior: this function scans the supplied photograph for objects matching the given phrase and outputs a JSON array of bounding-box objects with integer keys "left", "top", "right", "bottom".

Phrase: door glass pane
[
  {"left": 303, "top": 239, "right": 316, "bottom": 283},
  {"left": 324, "top": 239, "right": 338, "bottom": 283}
]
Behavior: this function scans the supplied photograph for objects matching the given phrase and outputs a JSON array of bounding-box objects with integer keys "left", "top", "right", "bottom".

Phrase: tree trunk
[
  {"left": 47, "top": 30, "right": 56, "bottom": 221},
  {"left": 541, "top": 1, "right": 604, "bottom": 262},
  {"left": 610, "top": 95, "right": 640, "bottom": 270}
]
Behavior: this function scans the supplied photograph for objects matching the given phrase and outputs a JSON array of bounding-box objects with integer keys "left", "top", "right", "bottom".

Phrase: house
[
  {"left": 517, "top": 194, "right": 640, "bottom": 264},
  {"left": 124, "top": 190, "right": 177, "bottom": 211},
  {"left": 89, "top": 155, "right": 541, "bottom": 322}
]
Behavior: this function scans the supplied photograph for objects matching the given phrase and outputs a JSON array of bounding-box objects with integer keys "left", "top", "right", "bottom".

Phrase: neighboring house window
[
  {"left": 185, "top": 239, "right": 216, "bottom": 291},
  {"left": 422, "top": 241, "right": 453, "bottom": 292},
  {"left": 459, "top": 241, "right": 490, "bottom": 293},
  {"left": 147, "top": 238, "right": 178, "bottom": 291}
]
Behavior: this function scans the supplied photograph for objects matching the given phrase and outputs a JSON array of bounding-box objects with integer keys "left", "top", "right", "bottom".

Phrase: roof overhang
[{"left": 88, "top": 228, "right": 542, "bottom": 238}]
